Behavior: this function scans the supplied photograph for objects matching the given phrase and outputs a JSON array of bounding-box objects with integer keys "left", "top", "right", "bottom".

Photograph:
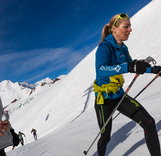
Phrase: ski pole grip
[{"left": 145, "top": 56, "right": 156, "bottom": 64}]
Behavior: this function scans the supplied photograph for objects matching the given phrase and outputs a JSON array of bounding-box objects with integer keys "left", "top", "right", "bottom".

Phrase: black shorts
[
  {"left": 95, "top": 94, "right": 143, "bottom": 124},
  {"left": 118, "top": 94, "right": 143, "bottom": 118}
]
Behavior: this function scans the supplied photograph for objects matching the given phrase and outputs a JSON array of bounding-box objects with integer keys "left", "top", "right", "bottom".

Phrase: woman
[{"left": 94, "top": 13, "right": 161, "bottom": 156}]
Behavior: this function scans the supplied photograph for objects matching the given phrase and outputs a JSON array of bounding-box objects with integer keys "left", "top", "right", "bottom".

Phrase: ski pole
[
  {"left": 113, "top": 70, "right": 161, "bottom": 121},
  {"left": 112, "top": 56, "right": 156, "bottom": 121},
  {"left": 134, "top": 70, "right": 161, "bottom": 99},
  {"left": 83, "top": 56, "right": 156, "bottom": 155},
  {"left": 83, "top": 73, "right": 139, "bottom": 155}
]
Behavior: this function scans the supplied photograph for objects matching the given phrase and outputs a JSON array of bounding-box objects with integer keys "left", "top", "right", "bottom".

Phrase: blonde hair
[{"left": 100, "top": 14, "right": 129, "bottom": 42}]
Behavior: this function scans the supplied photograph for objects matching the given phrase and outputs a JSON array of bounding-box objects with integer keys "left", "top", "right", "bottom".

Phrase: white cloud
[{"left": 0, "top": 47, "right": 86, "bottom": 82}]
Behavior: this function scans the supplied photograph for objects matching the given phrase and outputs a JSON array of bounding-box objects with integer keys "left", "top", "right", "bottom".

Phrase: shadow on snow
[{"left": 92, "top": 120, "right": 161, "bottom": 156}]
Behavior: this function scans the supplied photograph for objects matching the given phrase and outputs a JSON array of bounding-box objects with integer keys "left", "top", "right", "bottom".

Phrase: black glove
[
  {"left": 128, "top": 60, "right": 151, "bottom": 74},
  {"left": 151, "top": 66, "right": 161, "bottom": 75}
]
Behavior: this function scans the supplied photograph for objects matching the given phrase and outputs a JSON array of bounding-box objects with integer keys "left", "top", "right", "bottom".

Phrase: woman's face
[{"left": 112, "top": 19, "right": 132, "bottom": 44}]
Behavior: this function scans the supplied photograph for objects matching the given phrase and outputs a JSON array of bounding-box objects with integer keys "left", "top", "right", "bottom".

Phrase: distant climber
[
  {"left": 18, "top": 131, "right": 26, "bottom": 146},
  {"left": 31, "top": 128, "right": 37, "bottom": 140}
]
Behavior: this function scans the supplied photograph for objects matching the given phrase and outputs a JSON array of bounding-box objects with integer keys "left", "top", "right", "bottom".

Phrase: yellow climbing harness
[{"left": 94, "top": 74, "right": 124, "bottom": 104}]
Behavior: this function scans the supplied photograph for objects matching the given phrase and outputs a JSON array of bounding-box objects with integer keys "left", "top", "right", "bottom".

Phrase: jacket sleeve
[{"left": 95, "top": 43, "right": 129, "bottom": 78}]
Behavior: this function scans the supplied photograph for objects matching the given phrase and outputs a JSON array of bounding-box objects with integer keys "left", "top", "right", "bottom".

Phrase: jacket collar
[{"left": 104, "top": 34, "right": 126, "bottom": 49}]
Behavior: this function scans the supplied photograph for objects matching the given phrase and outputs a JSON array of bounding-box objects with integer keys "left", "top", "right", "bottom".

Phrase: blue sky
[{"left": 0, "top": 0, "right": 151, "bottom": 84}]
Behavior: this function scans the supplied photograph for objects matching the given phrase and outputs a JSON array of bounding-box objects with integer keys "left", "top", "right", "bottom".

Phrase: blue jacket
[{"left": 95, "top": 34, "right": 151, "bottom": 99}]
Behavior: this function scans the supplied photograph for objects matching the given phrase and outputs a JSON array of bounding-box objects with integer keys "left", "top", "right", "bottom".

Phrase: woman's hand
[
  {"left": 151, "top": 66, "right": 161, "bottom": 75},
  {"left": 0, "top": 120, "right": 10, "bottom": 136},
  {"left": 128, "top": 60, "right": 151, "bottom": 74}
]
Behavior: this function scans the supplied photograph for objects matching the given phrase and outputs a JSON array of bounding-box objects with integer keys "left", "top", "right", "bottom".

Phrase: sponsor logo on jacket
[{"left": 100, "top": 65, "right": 121, "bottom": 72}]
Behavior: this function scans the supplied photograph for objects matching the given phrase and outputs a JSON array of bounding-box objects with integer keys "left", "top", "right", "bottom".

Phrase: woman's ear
[{"left": 111, "top": 26, "right": 116, "bottom": 34}]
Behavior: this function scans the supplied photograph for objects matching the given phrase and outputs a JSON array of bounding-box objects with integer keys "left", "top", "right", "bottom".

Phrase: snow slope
[{"left": 4, "top": 0, "right": 161, "bottom": 155}]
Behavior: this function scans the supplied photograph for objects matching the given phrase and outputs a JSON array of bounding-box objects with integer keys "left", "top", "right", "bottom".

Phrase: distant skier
[
  {"left": 93, "top": 13, "right": 161, "bottom": 156},
  {"left": 18, "top": 131, "right": 26, "bottom": 146},
  {"left": 31, "top": 128, "right": 37, "bottom": 140},
  {"left": 10, "top": 128, "right": 20, "bottom": 150}
]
